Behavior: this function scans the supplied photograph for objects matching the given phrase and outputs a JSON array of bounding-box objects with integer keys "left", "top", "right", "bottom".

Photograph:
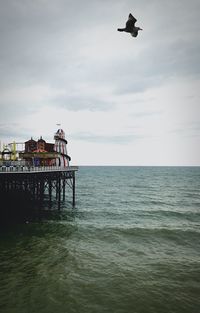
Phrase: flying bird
[{"left": 117, "top": 13, "right": 143, "bottom": 37}]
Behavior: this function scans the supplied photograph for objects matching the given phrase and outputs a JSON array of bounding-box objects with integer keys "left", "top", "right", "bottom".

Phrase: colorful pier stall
[{"left": 0, "top": 129, "right": 78, "bottom": 210}]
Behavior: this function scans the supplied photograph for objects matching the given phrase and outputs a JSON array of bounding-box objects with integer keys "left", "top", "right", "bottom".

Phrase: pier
[
  {"left": 0, "top": 165, "right": 78, "bottom": 209},
  {"left": 0, "top": 128, "right": 78, "bottom": 217}
]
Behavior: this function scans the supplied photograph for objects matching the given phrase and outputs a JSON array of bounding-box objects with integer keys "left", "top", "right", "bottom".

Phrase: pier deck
[{"left": 0, "top": 166, "right": 78, "bottom": 209}]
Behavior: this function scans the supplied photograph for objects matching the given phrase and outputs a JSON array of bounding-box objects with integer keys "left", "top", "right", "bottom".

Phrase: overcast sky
[{"left": 0, "top": 0, "right": 200, "bottom": 165}]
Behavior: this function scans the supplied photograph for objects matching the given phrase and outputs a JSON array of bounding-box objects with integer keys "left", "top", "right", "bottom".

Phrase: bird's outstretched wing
[{"left": 126, "top": 13, "right": 137, "bottom": 29}]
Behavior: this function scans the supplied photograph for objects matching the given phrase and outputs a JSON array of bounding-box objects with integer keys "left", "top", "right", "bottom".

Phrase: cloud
[
  {"left": 70, "top": 131, "right": 140, "bottom": 145},
  {"left": 51, "top": 95, "right": 114, "bottom": 111},
  {"left": 0, "top": 123, "right": 33, "bottom": 141}
]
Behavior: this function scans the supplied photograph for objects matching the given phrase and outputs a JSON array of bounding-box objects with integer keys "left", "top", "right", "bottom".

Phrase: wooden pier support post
[
  {"left": 72, "top": 171, "right": 75, "bottom": 207},
  {"left": 48, "top": 179, "right": 52, "bottom": 208},
  {"left": 39, "top": 179, "right": 44, "bottom": 208},
  {"left": 62, "top": 178, "right": 66, "bottom": 201},
  {"left": 58, "top": 175, "right": 61, "bottom": 210}
]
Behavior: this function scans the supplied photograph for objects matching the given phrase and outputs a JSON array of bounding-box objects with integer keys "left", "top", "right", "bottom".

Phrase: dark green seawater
[{"left": 0, "top": 166, "right": 200, "bottom": 313}]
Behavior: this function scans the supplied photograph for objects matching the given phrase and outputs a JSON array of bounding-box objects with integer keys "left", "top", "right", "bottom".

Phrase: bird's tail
[{"left": 117, "top": 28, "right": 125, "bottom": 32}]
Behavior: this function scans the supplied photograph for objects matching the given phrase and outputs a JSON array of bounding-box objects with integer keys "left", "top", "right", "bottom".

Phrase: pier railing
[{"left": 0, "top": 165, "right": 78, "bottom": 173}]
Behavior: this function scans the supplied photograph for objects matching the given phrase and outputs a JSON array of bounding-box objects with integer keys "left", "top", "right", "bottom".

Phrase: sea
[{"left": 0, "top": 166, "right": 200, "bottom": 313}]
